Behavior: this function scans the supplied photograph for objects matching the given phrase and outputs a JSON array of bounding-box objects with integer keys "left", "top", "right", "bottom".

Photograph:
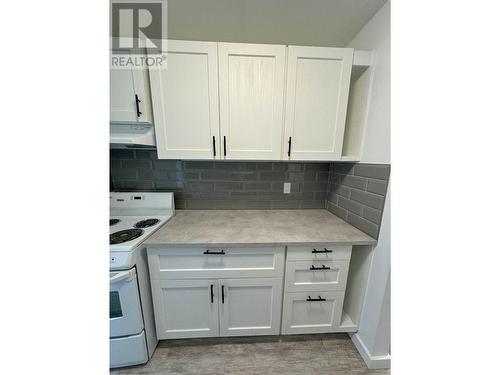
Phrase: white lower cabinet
[
  {"left": 148, "top": 247, "right": 285, "bottom": 340},
  {"left": 219, "top": 278, "right": 282, "bottom": 337},
  {"left": 281, "top": 245, "right": 353, "bottom": 334},
  {"left": 148, "top": 245, "right": 354, "bottom": 339},
  {"left": 151, "top": 279, "right": 219, "bottom": 339},
  {"left": 281, "top": 291, "right": 345, "bottom": 334},
  {"left": 151, "top": 277, "right": 282, "bottom": 339}
]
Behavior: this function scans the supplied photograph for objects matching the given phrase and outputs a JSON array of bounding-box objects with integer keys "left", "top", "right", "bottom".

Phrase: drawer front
[
  {"left": 285, "top": 260, "right": 350, "bottom": 292},
  {"left": 286, "top": 245, "right": 352, "bottom": 262},
  {"left": 110, "top": 331, "right": 148, "bottom": 368},
  {"left": 281, "top": 291, "right": 345, "bottom": 334},
  {"left": 148, "top": 247, "right": 285, "bottom": 279}
]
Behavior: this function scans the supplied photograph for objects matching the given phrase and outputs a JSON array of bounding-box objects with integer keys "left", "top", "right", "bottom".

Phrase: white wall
[
  {"left": 346, "top": 1, "right": 391, "bottom": 369},
  {"left": 347, "top": 1, "right": 390, "bottom": 164}
]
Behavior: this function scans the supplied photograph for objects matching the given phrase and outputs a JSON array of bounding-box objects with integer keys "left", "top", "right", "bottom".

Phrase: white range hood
[{"left": 110, "top": 124, "right": 156, "bottom": 148}]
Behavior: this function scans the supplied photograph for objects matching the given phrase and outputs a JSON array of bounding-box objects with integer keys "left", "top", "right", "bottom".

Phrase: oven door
[{"left": 110, "top": 267, "right": 144, "bottom": 338}]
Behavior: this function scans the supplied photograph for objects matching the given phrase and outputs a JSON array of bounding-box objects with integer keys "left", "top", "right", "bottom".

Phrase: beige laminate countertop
[{"left": 144, "top": 209, "right": 376, "bottom": 248}]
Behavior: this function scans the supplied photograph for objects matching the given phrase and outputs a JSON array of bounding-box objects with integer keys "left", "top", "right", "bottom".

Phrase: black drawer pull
[
  {"left": 310, "top": 265, "right": 331, "bottom": 270},
  {"left": 203, "top": 250, "right": 225, "bottom": 255},
  {"left": 221, "top": 285, "right": 225, "bottom": 304},
  {"left": 212, "top": 136, "right": 216, "bottom": 157},
  {"left": 288, "top": 137, "right": 292, "bottom": 157},
  {"left": 311, "top": 248, "right": 333, "bottom": 254},
  {"left": 210, "top": 284, "right": 214, "bottom": 303},
  {"left": 307, "top": 296, "right": 326, "bottom": 302}
]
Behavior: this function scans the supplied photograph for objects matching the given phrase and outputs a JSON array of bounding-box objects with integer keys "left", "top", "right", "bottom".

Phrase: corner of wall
[{"left": 349, "top": 332, "right": 391, "bottom": 369}]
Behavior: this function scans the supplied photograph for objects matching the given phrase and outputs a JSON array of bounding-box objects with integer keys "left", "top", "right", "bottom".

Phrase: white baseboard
[{"left": 349, "top": 332, "right": 391, "bottom": 369}]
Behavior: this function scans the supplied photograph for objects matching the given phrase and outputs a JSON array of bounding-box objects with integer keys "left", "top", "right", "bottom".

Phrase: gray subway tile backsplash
[
  {"left": 337, "top": 174, "right": 368, "bottom": 190},
  {"left": 346, "top": 211, "right": 379, "bottom": 239},
  {"left": 353, "top": 163, "right": 391, "bottom": 180},
  {"left": 362, "top": 206, "right": 383, "bottom": 224},
  {"left": 110, "top": 150, "right": 390, "bottom": 240},
  {"left": 110, "top": 150, "right": 331, "bottom": 210},
  {"left": 338, "top": 196, "right": 363, "bottom": 216},
  {"left": 367, "top": 179, "right": 388, "bottom": 195},
  {"left": 326, "top": 201, "right": 348, "bottom": 220},
  {"left": 349, "top": 189, "right": 385, "bottom": 210},
  {"left": 325, "top": 162, "right": 390, "bottom": 239}
]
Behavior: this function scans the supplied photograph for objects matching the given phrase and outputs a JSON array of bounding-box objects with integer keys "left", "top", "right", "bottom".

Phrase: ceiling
[{"left": 167, "top": 0, "right": 388, "bottom": 47}]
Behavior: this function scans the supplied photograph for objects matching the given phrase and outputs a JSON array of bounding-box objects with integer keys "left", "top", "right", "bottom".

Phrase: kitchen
[
  {"left": 109, "top": 0, "right": 390, "bottom": 372},
  {"left": 4, "top": 1, "right": 499, "bottom": 375}
]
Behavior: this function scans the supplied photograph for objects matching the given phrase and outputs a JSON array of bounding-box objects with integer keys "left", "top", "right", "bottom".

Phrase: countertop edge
[{"left": 144, "top": 240, "right": 377, "bottom": 248}]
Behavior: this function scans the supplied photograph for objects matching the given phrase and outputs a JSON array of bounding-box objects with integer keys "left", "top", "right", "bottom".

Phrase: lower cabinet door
[
  {"left": 219, "top": 278, "right": 283, "bottom": 337},
  {"left": 151, "top": 279, "right": 219, "bottom": 339},
  {"left": 281, "top": 291, "right": 345, "bottom": 334}
]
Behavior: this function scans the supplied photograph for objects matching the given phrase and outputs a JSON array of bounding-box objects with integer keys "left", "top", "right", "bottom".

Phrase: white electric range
[{"left": 109, "top": 192, "right": 174, "bottom": 368}]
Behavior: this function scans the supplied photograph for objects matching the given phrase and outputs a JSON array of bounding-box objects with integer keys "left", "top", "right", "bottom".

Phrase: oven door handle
[{"left": 110, "top": 268, "right": 136, "bottom": 284}]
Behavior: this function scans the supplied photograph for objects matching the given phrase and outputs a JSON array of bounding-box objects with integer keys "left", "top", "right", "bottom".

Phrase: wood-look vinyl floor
[{"left": 111, "top": 334, "right": 389, "bottom": 375}]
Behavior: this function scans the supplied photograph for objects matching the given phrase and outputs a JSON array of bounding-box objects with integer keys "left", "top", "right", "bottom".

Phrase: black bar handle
[
  {"left": 310, "top": 265, "right": 331, "bottom": 270},
  {"left": 307, "top": 296, "right": 326, "bottom": 302},
  {"left": 288, "top": 137, "right": 292, "bottom": 157},
  {"left": 135, "top": 94, "right": 142, "bottom": 118},
  {"left": 212, "top": 136, "right": 216, "bottom": 157},
  {"left": 311, "top": 248, "right": 333, "bottom": 254},
  {"left": 223, "top": 136, "right": 227, "bottom": 157},
  {"left": 221, "top": 285, "right": 225, "bottom": 304},
  {"left": 210, "top": 284, "right": 214, "bottom": 303},
  {"left": 203, "top": 250, "right": 225, "bottom": 255}
]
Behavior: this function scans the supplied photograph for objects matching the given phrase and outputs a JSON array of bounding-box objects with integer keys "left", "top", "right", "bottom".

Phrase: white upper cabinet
[
  {"left": 284, "top": 46, "right": 354, "bottom": 161},
  {"left": 144, "top": 41, "right": 356, "bottom": 160},
  {"left": 110, "top": 51, "right": 152, "bottom": 124},
  {"left": 150, "top": 40, "right": 220, "bottom": 159},
  {"left": 218, "top": 43, "right": 286, "bottom": 160}
]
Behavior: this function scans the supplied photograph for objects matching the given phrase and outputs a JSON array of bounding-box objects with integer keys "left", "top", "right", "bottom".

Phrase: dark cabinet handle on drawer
[
  {"left": 311, "top": 248, "right": 333, "bottom": 254},
  {"left": 307, "top": 296, "right": 326, "bottom": 302},
  {"left": 212, "top": 136, "right": 216, "bottom": 157},
  {"left": 203, "top": 250, "right": 225, "bottom": 255},
  {"left": 221, "top": 285, "right": 225, "bottom": 304},
  {"left": 310, "top": 265, "right": 331, "bottom": 270},
  {"left": 210, "top": 284, "right": 214, "bottom": 303}
]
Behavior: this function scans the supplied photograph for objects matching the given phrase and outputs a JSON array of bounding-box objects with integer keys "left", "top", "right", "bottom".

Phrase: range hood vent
[{"left": 110, "top": 123, "right": 156, "bottom": 148}]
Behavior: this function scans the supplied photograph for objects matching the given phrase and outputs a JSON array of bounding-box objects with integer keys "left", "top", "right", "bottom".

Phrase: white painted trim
[
  {"left": 356, "top": 50, "right": 376, "bottom": 163},
  {"left": 353, "top": 50, "right": 373, "bottom": 67},
  {"left": 349, "top": 332, "right": 391, "bottom": 369}
]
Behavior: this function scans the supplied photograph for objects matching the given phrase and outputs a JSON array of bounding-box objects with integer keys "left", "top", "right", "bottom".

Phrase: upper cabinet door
[
  {"left": 218, "top": 43, "right": 286, "bottom": 160},
  {"left": 284, "top": 46, "right": 354, "bottom": 161},
  {"left": 110, "top": 51, "right": 152, "bottom": 124},
  {"left": 150, "top": 40, "right": 220, "bottom": 159}
]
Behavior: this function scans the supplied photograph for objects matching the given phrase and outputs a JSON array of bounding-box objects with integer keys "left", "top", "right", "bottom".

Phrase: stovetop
[
  {"left": 109, "top": 215, "right": 171, "bottom": 251},
  {"left": 109, "top": 192, "right": 175, "bottom": 255}
]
